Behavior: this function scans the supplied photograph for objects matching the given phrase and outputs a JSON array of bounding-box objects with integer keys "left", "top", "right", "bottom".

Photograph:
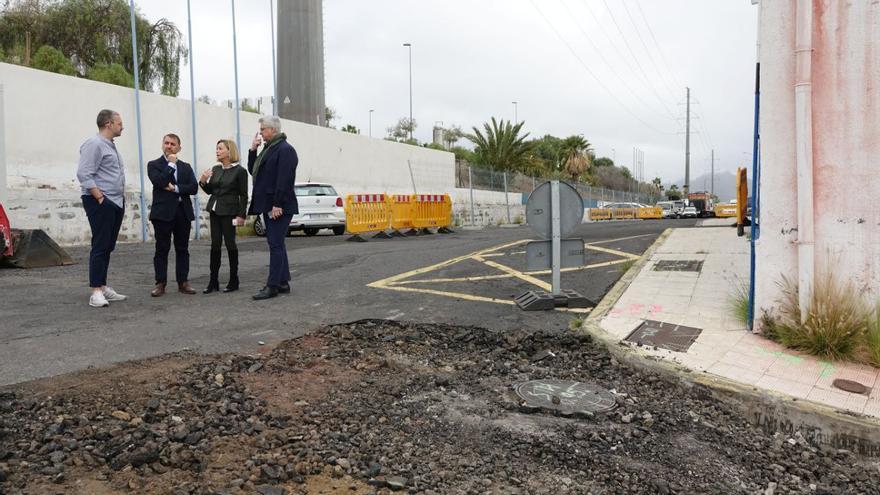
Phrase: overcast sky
[{"left": 138, "top": 0, "right": 759, "bottom": 186}]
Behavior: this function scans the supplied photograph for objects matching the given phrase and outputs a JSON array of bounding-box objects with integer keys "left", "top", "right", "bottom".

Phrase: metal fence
[{"left": 455, "top": 161, "right": 659, "bottom": 207}]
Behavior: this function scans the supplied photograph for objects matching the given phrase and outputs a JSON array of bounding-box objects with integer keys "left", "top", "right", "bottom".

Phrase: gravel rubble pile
[{"left": 1, "top": 319, "right": 878, "bottom": 494}]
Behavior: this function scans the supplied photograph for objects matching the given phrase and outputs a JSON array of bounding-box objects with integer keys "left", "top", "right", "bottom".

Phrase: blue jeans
[
  {"left": 263, "top": 212, "right": 292, "bottom": 288},
  {"left": 82, "top": 195, "right": 124, "bottom": 288}
]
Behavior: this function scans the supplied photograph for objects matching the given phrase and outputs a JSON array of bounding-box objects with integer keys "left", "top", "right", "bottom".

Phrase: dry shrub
[
  {"left": 729, "top": 278, "right": 750, "bottom": 326},
  {"left": 768, "top": 275, "right": 869, "bottom": 361}
]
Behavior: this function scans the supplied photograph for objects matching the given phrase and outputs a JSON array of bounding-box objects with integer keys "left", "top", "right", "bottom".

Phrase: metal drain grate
[
  {"left": 514, "top": 379, "right": 617, "bottom": 416},
  {"left": 625, "top": 320, "right": 702, "bottom": 352},
  {"left": 654, "top": 260, "right": 704, "bottom": 272}
]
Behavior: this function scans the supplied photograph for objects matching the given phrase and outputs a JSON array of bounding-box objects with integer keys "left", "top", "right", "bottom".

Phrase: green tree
[
  {"left": 87, "top": 62, "right": 133, "bottom": 87},
  {"left": 1, "top": 0, "right": 186, "bottom": 95},
  {"left": 442, "top": 125, "right": 464, "bottom": 149},
  {"left": 324, "top": 106, "right": 337, "bottom": 127},
  {"left": 593, "top": 157, "right": 614, "bottom": 168},
  {"left": 560, "top": 135, "right": 593, "bottom": 182},
  {"left": 386, "top": 117, "right": 417, "bottom": 143},
  {"left": 197, "top": 94, "right": 214, "bottom": 105},
  {"left": 466, "top": 117, "right": 532, "bottom": 172},
  {"left": 666, "top": 185, "right": 682, "bottom": 200},
  {"left": 450, "top": 145, "right": 476, "bottom": 163},
  {"left": 341, "top": 124, "right": 359, "bottom": 134},
  {"left": 30, "top": 44, "right": 75, "bottom": 75}
]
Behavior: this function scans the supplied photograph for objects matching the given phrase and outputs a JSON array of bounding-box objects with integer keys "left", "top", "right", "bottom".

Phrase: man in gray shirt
[{"left": 76, "top": 109, "right": 128, "bottom": 308}]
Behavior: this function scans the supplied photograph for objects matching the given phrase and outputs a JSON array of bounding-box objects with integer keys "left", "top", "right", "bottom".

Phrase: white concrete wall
[
  {"left": 451, "top": 188, "right": 525, "bottom": 226},
  {"left": 0, "top": 62, "right": 455, "bottom": 243},
  {"left": 755, "top": 1, "right": 880, "bottom": 318}
]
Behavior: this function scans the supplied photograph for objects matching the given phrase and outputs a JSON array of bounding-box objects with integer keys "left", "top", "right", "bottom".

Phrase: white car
[
  {"left": 681, "top": 206, "right": 698, "bottom": 218},
  {"left": 254, "top": 182, "right": 346, "bottom": 237}
]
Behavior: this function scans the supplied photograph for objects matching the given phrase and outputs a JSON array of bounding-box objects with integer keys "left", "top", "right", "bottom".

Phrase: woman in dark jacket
[{"left": 198, "top": 139, "right": 248, "bottom": 293}]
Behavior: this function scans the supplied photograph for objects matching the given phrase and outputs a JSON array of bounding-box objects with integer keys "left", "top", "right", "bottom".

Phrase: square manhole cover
[
  {"left": 654, "top": 260, "right": 704, "bottom": 272},
  {"left": 625, "top": 320, "right": 702, "bottom": 352}
]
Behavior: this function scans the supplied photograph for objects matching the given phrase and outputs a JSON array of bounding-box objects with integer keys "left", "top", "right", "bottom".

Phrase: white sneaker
[
  {"left": 89, "top": 291, "right": 110, "bottom": 308},
  {"left": 103, "top": 287, "right": 127, "bottom": 302}
]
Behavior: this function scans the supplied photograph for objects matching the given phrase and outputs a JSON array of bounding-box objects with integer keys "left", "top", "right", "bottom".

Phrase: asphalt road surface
[{"left": 0, "top": 219, "right": 695, "bottom": 385}]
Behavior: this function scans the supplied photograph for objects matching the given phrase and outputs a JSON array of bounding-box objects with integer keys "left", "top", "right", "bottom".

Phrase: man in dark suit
[
  {"left": 148, "top": 133, "right": 198, "bottom": 297},
  {"left": 247, "top": 115, "right": 298, "bottom": 300}
]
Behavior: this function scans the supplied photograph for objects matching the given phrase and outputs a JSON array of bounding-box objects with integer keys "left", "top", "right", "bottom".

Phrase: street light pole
[
  {"left": 512, "top": 101, "right": 518, "bottom": 124},
  {"left": 403, "top": 43, "right": 413, "bottom": 141},
  {"left": 369, "top": 109, "right": 374, "bottom": 138}
]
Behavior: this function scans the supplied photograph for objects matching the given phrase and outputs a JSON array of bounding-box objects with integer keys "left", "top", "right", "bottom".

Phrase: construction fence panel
[
  {"left": 637, "top": 207, "right": 663, "bottom": 219},
  {"left": 589, "top": 208, "right": 611, "bottom": 221},
  {"left": 412, "top": 194, "right": 452, "bottom": 229},
  {"left": 715, "top": 204, "right": 737, "bottom": 217},
  {"left": 344, "top": 194, "right": 391, "bottom": 235},
  {"left": 389, "top": 195, "right": 416, "bottom": 231}
]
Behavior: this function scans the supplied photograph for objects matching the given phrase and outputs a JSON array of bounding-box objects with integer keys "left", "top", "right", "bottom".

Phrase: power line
[
  {"left": 528, "top": 0, "right": 676, "bottom": 135},
  {"left": 558, "top": 0, "right": 675, "bottom": 121},
  {"left": 633, "top": 0, "right": 685, "bottom": 98},
  {"left": 620, "top": 0, "right": 681, "bottom": 107},
  {"left": 577, "top": 0, "right": 671, "bottom": 106},
  {"left": 598, "top": 0, "right": 678, "bottom": 110}
]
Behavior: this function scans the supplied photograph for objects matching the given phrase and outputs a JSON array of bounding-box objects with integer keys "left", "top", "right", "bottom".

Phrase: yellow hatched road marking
[
  {"left": 473, "top": 255, "right": 552, "bottom": 291},
  {"left": 584, "top": 244, "right": 640, "bottom": 260},
  {"left": 585, "top": 233, "right": 655, "bottom": 245}
]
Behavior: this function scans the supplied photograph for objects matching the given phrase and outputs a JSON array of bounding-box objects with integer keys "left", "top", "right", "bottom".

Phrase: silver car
[{"left": 254, "top": 182, "right": 347, "bottom": 237}]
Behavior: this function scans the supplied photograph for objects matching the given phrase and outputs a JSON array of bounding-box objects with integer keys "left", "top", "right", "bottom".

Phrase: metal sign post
[{"left": 516, "top": 180, "right": 593, "bottom": 311}]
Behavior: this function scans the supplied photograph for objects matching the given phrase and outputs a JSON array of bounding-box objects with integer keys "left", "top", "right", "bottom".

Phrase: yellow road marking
[
  {"left": 584, "top": 244, "right": 640, "bottom": 260},
  {"left": 368, "top": 239, "right": 529, "bottom": 288},
  {"left": 474, "top": 255, "right": 552, "bottom": 291},
  {"left": 375, "top": 285, "right": 517, "bottom": 305},
  {"left": 396, "top": 258, "right": 630, "bottom": 285},
  {"left": 481, "top": 253, "right": 506, "bottom": 258},
  {"left": 586, "top": 233, "right": 655, "bottom": 246}
]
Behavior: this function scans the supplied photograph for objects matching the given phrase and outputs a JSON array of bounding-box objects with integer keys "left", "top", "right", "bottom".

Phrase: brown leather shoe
[
  {"left": 178, "top": 282, "right": 196, "bottom": 295},
  {"left": 151, "top": 283, "right": 166, "bottom": 297}
]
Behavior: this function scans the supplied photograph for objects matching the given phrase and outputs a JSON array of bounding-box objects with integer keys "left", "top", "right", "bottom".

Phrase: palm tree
[
  {"left": 466, "top": 118, "right": 532, "bottom": 172},
  {"left": 560, "top": 135, "right": 593, "bottom": 182}
]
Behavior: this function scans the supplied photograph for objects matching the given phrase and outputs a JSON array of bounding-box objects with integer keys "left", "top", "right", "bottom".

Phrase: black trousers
[
  {"left": 264, "top": 212, "right": 292, "bottom": 288},
  {"left": 82, "top": 195, "right": 124, "bottom": 288},
  {"left": 152, "top": 202, "right": 192, "bottom": 284},
  {"left": 209, "top": 212, "right": 237, "bottom": 251}
]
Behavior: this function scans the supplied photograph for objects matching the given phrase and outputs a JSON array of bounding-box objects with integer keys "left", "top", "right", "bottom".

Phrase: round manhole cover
[{"left": 514, "top": 379, "right": 616, "bottom": 416}]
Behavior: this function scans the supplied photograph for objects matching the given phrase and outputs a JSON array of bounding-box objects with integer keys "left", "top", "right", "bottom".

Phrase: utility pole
[
  {"left": 685, "top": 87, "right": 691, "bottom": 195},
  {"left": 710, "top": 149, "right": 715, "bottom": 198}
]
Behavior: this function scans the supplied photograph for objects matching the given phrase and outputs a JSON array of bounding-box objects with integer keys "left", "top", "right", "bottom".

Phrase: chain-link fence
[{"left": 456, "top": 161, "right": 660, "bottom": 207}]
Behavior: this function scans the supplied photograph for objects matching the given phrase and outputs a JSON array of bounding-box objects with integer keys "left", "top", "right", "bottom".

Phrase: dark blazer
[
  {"left": 199, "top": 164, "right": 249, "bottom": 217},
  {"left": 247, "top": 139, "right": 298, "bottom": 215},
  {"left": 147, "top": 155, "right": 197, "bottom": 222}
]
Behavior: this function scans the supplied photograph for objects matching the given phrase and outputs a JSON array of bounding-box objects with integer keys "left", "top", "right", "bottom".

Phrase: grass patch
[
  {"left": 764, "top": 275, "right": 868, "bottom": 361},
  {"left": 618, "top": 259, "right": 636, "bottom": 274},
  {"left": 729, "top": 279, "right": 750, "bottom": 326},
  {"left": 569, "top": 316, "right": 585, "bottom": 331}
]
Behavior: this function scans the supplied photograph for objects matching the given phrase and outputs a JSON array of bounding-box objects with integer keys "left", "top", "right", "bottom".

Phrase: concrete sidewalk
[{"left": 597, "top": 225, "right": 880, "bottom": 419}]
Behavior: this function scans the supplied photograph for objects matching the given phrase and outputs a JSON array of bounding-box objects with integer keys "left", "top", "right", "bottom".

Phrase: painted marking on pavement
[{"left": 473, "top": 255, "right": 552, "bottom": 291}]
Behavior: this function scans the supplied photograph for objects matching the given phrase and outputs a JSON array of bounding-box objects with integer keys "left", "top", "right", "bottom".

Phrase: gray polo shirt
[{"left": 77, "top": 134, "right": 126, "bottom": 208}]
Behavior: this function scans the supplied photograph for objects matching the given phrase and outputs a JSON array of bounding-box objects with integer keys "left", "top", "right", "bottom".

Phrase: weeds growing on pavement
[
  {"left": 765, "top": 274, "right": 868, "bottom": 361},
  {"left": 729, "top": 278, "right": 750, "bottom": 326},
  {"left": 569, "top": 316, "right": 585, "bottom": 330},
  {"left": 618, "top": 259, "right": 636, "bottom": 274}
]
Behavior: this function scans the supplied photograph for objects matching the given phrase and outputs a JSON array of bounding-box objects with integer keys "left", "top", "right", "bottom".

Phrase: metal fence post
[
  {"left": 468, "top": 165, "right": 475, "bottom": 226},
  {"left": 503, "top": 171, "right": 510, "bottom": 224}
]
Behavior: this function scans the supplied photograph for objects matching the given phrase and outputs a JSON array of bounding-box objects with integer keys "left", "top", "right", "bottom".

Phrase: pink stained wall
[{"left": 755, "top": 0, "right": 880, "bottom": 322}]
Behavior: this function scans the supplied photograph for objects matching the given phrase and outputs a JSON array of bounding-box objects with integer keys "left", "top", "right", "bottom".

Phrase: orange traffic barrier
[
  {"left": 412, "top": 194, "right": 453, "bottom": 231},
  {"left": 637, "top": 207, "right": 663, "bottom": 219},
  {"left": 611, "top": 208, "right": 636, "bottom": 220},
  {"left": 715, "top": 204, "right": 737, "bottom": 217},
  {"left": 389, "top": 194, "right": 416, "bottom": 234},
  {"left": 589, "top": 208, "right": 611, "bottom": 220},
  {"left": 344, "top": 194, "right": 391, "bottom": 240}
]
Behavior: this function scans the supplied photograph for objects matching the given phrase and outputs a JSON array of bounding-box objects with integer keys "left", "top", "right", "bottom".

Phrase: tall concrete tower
[{"left": 277, "top": 0, "right": 325, "bottom": 126}]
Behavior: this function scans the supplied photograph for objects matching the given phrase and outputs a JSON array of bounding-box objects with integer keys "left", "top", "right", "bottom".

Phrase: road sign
[
  {"left": 525, "top": 181, "right": 584, "bottom": 239},
  {"left": 526, "top": 239, "right": 585, "bottom": 271}
]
